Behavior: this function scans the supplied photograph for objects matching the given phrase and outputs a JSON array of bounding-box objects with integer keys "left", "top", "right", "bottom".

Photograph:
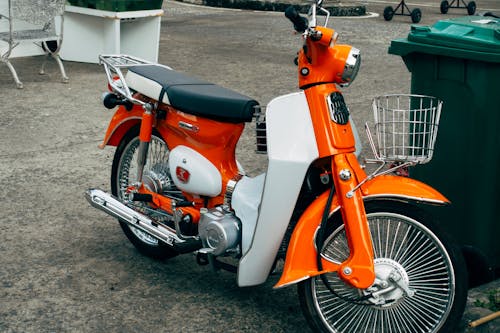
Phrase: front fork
[
  {"left": 136, "top": 104, "right": 154, "bottom": 182},
  {"left": 330, "top": 153, "right": 375, "bottom": 289}
]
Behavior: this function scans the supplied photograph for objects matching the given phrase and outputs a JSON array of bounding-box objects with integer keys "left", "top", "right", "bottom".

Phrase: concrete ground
[{"left": 0, "top": 0, "right": 499, "bottom": 332}]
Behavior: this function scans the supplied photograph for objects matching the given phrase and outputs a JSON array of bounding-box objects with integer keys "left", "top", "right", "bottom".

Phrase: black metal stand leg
[{"left": 383, "top": 0, "right": 422, "bottom": 23}]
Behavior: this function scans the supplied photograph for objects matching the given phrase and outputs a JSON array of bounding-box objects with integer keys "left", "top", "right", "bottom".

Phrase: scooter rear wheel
[
  {"left": 111, "top": 126, "right": 179, "bottom": 260},
  {"left": 298, "top": 200, "right": 467, "bottom": 333}
]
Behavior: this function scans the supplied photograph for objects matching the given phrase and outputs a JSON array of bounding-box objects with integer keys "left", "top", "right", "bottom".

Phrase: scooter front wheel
[
  {"left": 298, "top": 200, "right": 467, "bottom": 333},
  {"left": 111, "top": 126, "right": 179, "bottom": 260}
]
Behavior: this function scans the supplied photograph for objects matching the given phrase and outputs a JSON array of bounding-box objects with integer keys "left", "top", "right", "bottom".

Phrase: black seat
[{"left": 128, "top": 65, "right": 258, "bottom": 123}]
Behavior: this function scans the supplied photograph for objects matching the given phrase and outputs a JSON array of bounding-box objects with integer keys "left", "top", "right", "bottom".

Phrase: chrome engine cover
[{"left": 198, "top": 206, "right": 240, "bottom": 256}]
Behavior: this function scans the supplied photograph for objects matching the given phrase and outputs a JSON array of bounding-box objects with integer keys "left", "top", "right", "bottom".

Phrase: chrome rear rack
[
  {"left": 100, "top": 54, "right": 154, "bottom": 68},
  {"left": 99, "top": 54, "right": 171, "bottom": 107}
]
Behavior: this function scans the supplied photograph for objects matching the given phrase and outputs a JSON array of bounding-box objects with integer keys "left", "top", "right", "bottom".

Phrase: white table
[{"left": 60, "top": 5, "right": 163, "bottom": 63}]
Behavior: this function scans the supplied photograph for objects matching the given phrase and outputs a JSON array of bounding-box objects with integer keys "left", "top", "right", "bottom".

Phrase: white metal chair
[{"left": 0, "top": 0, "right": 69, "bottom": 88}]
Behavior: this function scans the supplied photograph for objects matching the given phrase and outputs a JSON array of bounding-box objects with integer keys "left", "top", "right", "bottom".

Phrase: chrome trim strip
[
  {"left": 363, "top": 194, "right": 448, "bottom": 205},
  {"left": 273, "top": 275, "right": 311, "bottom": 289},
  {"left": 224, "top": 174, "right": 243, "bottom": 207},
  {"left": 178, "top": 121, "right": 199, "bottom": 132}
]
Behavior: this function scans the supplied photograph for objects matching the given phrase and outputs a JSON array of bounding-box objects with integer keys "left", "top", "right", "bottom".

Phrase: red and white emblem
[{"left": 176, "top": 166, "right": 190, "bottom": 184}]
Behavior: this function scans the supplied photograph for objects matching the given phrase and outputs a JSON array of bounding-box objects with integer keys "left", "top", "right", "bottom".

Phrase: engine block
[{"left": 198, "top": 206, "right": 241, "bottom": 256}]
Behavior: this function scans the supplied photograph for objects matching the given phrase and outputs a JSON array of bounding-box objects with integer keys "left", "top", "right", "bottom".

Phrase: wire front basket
[{"left": 367, "top": 94, "right": 443, "bottom": 165}]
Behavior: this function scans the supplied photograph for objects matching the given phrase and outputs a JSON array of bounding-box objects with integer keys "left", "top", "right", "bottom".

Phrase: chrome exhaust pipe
[{"left": 85, "top": 188, "right": 185, "bottom": 246}]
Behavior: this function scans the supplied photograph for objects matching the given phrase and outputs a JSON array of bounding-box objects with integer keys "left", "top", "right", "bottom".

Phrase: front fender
[
  {"left": 274, "top": 175, "right": 449, "bottom": 288},
  {"left": 98, "top": 105, "right": 142, "bottom": 149}
]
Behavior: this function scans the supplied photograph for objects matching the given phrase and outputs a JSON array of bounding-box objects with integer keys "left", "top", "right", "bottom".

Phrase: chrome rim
[
  {"left": 315, "top": 212, "right": 455, "bottom": 333},
  {"left": 116, "top": 135, "right": 170, "bottom": 246}
]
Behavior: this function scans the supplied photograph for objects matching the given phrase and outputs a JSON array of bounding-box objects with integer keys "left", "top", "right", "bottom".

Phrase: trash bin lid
[{"left": 389, "top": 16, "right": 500, "bottom": 63}]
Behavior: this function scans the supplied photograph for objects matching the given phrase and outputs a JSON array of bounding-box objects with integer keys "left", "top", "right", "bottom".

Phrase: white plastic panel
[
  {"left": 237, "top": 91, "right": 319, "bottom": 286},
  {"left": 231, "top": 174, "right": 266, "bottom": 255}
]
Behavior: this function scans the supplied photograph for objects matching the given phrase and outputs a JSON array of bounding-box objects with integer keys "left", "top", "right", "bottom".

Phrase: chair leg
[
  {"left": 39, "top": 54, "right": 49, "bottom": 75},
  {"left": 39, "top": 53, "right": 69, "bottom": 83},
  {"left": 2, "top": 58, "right": 24, "bottom": 89},
  {"left": 51, "top": 53, "right": 69, "bottom": 84}
]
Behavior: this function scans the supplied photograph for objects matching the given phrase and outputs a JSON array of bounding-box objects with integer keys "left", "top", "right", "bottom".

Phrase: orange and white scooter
[{"left": 86, "top": 1, "right": 467, "bottom": 331}]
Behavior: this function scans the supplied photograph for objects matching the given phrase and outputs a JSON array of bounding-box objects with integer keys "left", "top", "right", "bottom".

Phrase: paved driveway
[{"left": 0, "top": 0, "right": 498, "bottom": 332}]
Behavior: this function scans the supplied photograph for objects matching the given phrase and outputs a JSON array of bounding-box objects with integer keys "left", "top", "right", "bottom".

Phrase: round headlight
[{"left": 340, "top": 47, "right": 361, "bottom": 87}]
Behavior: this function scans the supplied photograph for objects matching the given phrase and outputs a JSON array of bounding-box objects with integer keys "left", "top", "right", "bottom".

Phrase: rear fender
[
  {"left": 274, "top": 174, "right": 449, "bottom": 288},
  {"left": 98, "top": 105, "right": 143, "bottom": 148}
]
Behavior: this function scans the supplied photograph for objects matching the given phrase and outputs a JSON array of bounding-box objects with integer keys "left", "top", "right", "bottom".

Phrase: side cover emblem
[{"left": 176, "top": 166, "right": 190, "bottom": 184}]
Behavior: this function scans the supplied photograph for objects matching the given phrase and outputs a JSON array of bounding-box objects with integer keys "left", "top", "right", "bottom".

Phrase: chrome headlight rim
[{"left": 340, "top": 47, "right": 361, "bottom": 88}]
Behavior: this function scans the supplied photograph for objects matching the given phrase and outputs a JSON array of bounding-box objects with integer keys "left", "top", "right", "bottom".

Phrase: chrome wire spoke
[
  {"left": 311, "top": 212, "right": 455, "bottom": 333},
  {"left": 322, "top": 228, "right": 349, "bottom": 263},
  {"left": 116, "top": 134, "right": 171, "bottom": 246}
]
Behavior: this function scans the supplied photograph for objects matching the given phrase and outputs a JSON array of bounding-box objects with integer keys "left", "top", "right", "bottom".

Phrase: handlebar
[{"left": 285, "top": 6, "right": 308, "bottom": 33}]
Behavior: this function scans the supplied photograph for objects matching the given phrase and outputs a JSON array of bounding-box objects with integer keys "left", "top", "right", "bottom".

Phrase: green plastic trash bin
[{"left": 389, "top": 16, "right": 500, "bottom": 285}]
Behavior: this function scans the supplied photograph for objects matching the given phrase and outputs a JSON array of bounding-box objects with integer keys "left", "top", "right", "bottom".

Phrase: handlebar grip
[{"left": 285, "top": 6, "right": 308, "bottom": 33}]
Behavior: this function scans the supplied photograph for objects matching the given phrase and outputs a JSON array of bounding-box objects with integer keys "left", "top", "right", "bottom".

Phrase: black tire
[
  {"left": 383, "top": 6, "right": 394, "bottom": 21},
  {"left": 440, "top": 0, "right": 449, "bottom": 14},
  {"left": 467, "top": 1, "right": 476, "bottom": 15},
  {"left": 298, "top": 200, "right": 468, "bottom": 333},
  {"left": 111, "top": 126, "right": 178, "bottom": 260},
  {"left": 411, "top": 8, "right": 422, "bottom": 23}
]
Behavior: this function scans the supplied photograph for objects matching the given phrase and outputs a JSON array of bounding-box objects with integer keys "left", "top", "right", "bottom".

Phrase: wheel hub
[
  {"left": 364, "top": 258, "right": 415, "bottom": 307},
  {"left": 143, "top": 163, "right": 172, "bottom": 193}
]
